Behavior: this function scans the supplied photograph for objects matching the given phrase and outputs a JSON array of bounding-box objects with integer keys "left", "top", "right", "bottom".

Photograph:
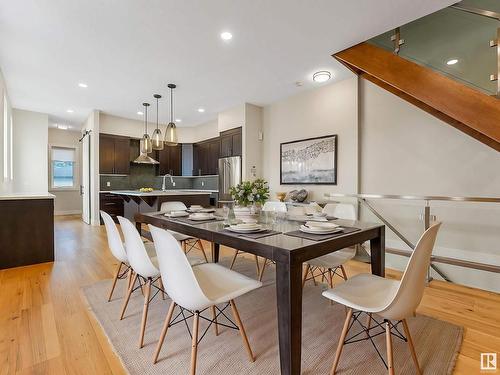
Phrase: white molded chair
[
  {"left": 149, "top": 224, "right": 262, "bottom": 374},
  {"left": 324, "top": 222, "right": 442, "bottom": 375},
  {"left": 160, "top": 201, "right": 209, "bottom": 262},
  {"left": 303, "top": 203, "right": 357, "bottom": 288},
  {"left": 100, "top": 211, "right": 155, "bottom": 302},
  {"left": 118, "top": 216, "right": 165, "bottom": 348}
]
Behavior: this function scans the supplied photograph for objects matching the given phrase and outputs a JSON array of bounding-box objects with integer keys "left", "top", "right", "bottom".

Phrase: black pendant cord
[
  {"left": 154, "top": 94, "right": 161, "bottom": 131},
  {"left": 170, "top": 86, "right": 173, "bottom": 123}
]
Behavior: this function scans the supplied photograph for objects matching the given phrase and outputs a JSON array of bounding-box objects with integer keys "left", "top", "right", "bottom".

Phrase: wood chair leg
[
  {"left": 385, "top": 321, "right": 395, "bottom": 375},
  {"left": 158, "top": 277, "right": 165, "bottom": 300},
  {"left": 190, "top": 312, "right": 200, "bottom": 375},
  {"left": 182, "top": 240, "right": 187, "bottom": 253},
  {"left": 153, "top": 301, "right": 176, "bottom": 364},
  {"left": 229, "top": 250, "right": 239, "bottom": 269},
  {"left": 258, "top": 259, "right": 267, "bottom": 282},
  {"left": 139, "top": 278, "right": 152, "bottom": 348},
  {"left": 330, "top": 308, "right": 353, "bottom": 375},
  {"left": 402, "top": 319, "right": 421, "bottom": 375},
  {"left": 211, "top": 305, "right": 219, "bottom": 336},
  {"left": 302, "top": 264, "right": 310, "bottom": 288},
  {"left": 230, "top": 300, "right": 255, "bottom": 362},
  {"left": 120, "top": 272, "right": 138, "bottom": 320},
  {"left": 197, "top": 239, "right": 208, "bottom": 262},
  {"left": 108, "top": 262, "right": 123, "bottom": 302},
  {"left": 327, "top": 269, "right": 334, "bottom": 305},
  {"left": 254, "top": 255, "right": 260, "bottom": 277},
  {"left": 311, "top": 267, "right": 317, "bottom": 286},
  {"left": 340, "top": 265, "right": 348, "bottom": 280},
  {"left": 126, "top": 268, "right": 133, "bottom": 290}
]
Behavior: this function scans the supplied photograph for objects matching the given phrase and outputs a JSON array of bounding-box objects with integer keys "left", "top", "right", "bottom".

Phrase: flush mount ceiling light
[
  {"left": 197, "top": 108, "right": 205, "bottom": 113},
  {"left": 164, "top": 83, "right": 179, "bottom": 146},
  {"left": 220, "top": 31, "right": 233, "bottom": 41},
  {"left": 151, "top": 94, "right": 164, "bottom": 150},
  {"left": 78, "top": 82, "right": 88, "bottom": 88},
  {"left": 446, "top": 59, "right": 458, "bottom": 65},
  {"left": 175, "top": 118, "right": 182, "bottom": 123},
  {"left": 137, "top": 111, "right": 144, "bottom": 115},
  {"left": 312, "top": 71, "right": 331, "bottom": 83},
  {"left": 66, "top": 109, "right": 74, "bottom": 113},
  {"left": 57, "top": 124, "right": 68, "bottom": 130}
]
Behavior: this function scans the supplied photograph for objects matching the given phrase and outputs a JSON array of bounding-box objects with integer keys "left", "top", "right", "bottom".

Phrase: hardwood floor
[{"left": 0, "top": 215, "right": 498, "bottom": 374}]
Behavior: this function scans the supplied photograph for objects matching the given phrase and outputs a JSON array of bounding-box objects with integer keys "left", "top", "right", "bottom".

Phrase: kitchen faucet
[{"left": 161, "top": 174, "right": 174, "bottom": 191}]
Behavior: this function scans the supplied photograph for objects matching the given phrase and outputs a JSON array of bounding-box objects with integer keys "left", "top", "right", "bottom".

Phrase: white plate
[
  {"left": 227, "top": 226, "right": 266, "bottom": 234},
  {"left": 164, "top": 211, "right": 189, "bottom": 217},
  {"left": 305, "top": 221, "right": 339, "bottom": 229},
  {"left": 300, "top": 225, "right": 343, "bottom": 235},
  {"left": 189, "top": 214, "right": 215, "bottom": 221},
  {"left": 199, "top": 208, "right": 216, "bottom": 213}
]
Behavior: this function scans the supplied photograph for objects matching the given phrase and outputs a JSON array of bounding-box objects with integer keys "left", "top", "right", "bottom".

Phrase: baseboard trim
[{"left": 54, "top": 210, "right": 82, "bottom": 216}]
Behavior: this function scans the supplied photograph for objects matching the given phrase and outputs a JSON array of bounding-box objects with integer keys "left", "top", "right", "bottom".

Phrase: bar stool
[
  {"left": 160, "top": 201, "right": 209, "bottom": 262},
  {"left": 149, "top": 224, "right": 262, "bottom": 374},
  {"left": 323, "top": 222, "right": 441, "bottom": 375}
]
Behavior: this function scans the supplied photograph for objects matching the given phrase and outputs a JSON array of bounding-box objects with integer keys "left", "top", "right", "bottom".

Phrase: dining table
[{"left": 134, "top": 211, "right": 385, "bottom": 375}]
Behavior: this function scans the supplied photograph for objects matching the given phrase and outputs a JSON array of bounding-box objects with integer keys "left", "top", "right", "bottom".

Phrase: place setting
[
  {"left": 222, "top": 222, "right": 282, "bottom": 239},
  {"left": 284, "top": 221, "right": 360, "bottom": 241},
  {"left": 164, "top": 205, "right": 223, "bottom": 224}
]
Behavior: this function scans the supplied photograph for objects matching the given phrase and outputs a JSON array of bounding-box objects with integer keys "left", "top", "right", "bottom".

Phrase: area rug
[{"left": 82, "top": 258, "right": 462, "bottom": 374}]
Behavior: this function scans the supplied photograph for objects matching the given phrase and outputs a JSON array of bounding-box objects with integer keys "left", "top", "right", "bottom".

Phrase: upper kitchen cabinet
[
  {"left": 156, "top": 145, "right": 182, "bottom": 176},
  {"left": 193, "top": 137, "right": 220, "bottom": 175},
  {"left": 219, "top": 127, "right": 242, "bottom": 157},
  {"left": 99, "top": 134, "right": 130, "bottom": 174}
]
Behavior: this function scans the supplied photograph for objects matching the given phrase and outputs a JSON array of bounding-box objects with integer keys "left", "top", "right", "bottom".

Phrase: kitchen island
[{"left": 108, "top": 190, "right": 212, "bottom": 221}]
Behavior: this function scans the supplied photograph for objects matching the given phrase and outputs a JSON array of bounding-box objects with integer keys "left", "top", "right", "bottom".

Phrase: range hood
[{"left": 133, "top": 152, "right": 159, "bottom": 164}]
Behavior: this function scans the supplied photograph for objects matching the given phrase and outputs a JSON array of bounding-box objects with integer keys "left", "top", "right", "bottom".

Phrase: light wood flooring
[{"left": 0, "top": 215, "right": 498, "bottom": 374}]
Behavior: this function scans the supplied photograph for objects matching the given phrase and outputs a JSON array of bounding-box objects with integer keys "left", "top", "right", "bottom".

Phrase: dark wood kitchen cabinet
[
  {"left": 99, "top": 192, "right": 124, "bottom": 224},
  {"left": 219, "top": 127, "right": 242, "bottom": 157},
  {"left": 99, "top": 134, "right": 130, "bottom": 174},
  {"left": 193, "top": 137, "right": 220, "bottom": 175},
  {"left": 156, "top": 145, "right": 182, "bottom": 176}
]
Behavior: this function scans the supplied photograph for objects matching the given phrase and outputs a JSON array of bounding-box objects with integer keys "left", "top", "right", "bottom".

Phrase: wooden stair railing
[{"left": 333, "top": 42, "right": 500, "bottom": 151}]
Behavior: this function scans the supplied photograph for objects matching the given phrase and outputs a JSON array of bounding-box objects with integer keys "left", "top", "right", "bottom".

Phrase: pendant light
[
  {"left": 164, "top": 83, "right": 178, "bottom": 146},
  {"left": 139, "top": 102, "right": 152, "bottom": 154},
  {"left": 151, "top": 94, "right": 164, "bottom": 150}
]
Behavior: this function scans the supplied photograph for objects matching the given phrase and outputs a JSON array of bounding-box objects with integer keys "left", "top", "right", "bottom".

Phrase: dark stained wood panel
[
  {"left": 0, "top": 198, "right": 54, "bottom": 269},
  {"left": 113, "top": 137, "right": 130, "bottom": 174},
  {"left": 334, "top": 43, "right": 500, "bottom": 151},
  {"left": 99, "top": 135, "right": 115, "bottom": 174}
]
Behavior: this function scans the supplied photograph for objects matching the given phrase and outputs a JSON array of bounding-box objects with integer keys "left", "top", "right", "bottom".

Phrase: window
[{"left": 50, "top": 146, "right": 77, "bottom": 189}]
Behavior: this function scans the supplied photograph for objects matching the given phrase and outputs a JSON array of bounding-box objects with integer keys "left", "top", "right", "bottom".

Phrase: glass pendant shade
[
  {"left": 164, "top": 122, "right": 178, "bottom": 146},
  {"left": 140, "top": 134, "right": 153, "bottom": 154},
  {"left": 151, "top": 128, "right": 164, "bottom": 150}
]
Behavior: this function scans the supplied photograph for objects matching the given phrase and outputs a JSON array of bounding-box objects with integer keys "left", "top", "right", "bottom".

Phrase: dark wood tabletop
[{"left": 135, "top": 211, "right": 385, "bottom": 375}]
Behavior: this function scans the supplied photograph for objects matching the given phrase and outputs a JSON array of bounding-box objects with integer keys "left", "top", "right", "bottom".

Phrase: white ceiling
[{"left": 0, "top": 0, "right": 455, "bottom": 128}]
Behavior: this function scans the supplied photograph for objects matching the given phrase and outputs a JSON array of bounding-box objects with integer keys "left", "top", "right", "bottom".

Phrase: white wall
[
  {"left": 242, "top": 103, "right": 263, "bottom": 180},
  {"left": 99, "top": 112, "right": 217, "bottom": 144},
  {"left": 218, "top": 105, "right": 245, "bottom": 132},
  {"left": 11, "top": 109, "right": 49, "bottom": 193},
  {"left": 48, "top": 128, "right": 83, "bottom": 215},
  {"left": 0, "top": 69, "right": 13, "bottom": 193},
  {"left": 82, "top": 110, "right": 100, "bottom": 225},
  {"left": 359, "top": 79, "right": 500, "bottom": 291},
  {"left": 262, "top": 78, "right": 359, "bottom": 201}
]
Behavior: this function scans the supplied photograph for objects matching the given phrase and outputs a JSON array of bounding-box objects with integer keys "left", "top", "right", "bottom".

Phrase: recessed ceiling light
[
  {"left": 57, "top": 124, "right": 69, "bottom": 130},
  {"left": 66, "top": 109, "right": 74, "bottom": 113},
  {"left": 175, "top": 118, "right": 182, "bottom": 122},
  {"left": 197, "top": 108, "right": 205, "bottom": 113},
  {"left": 220, "top": 32, "right": 233, "bottom": 41},
  {"left": 446, "top": 59, "right": 458, "bottom": 65},
  {"left": 78, "top": 82, "right": 88, "bottom": 88},
  {"left": 137, "top": 111, "right": 144, "bottom": 115},
  {"left": 312, "top": 71, "right": 331, "bottom": 83}
]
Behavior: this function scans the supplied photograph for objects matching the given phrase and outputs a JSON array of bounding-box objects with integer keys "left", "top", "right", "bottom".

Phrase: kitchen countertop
[
  {"left": 0, "top": 192, "right": 56, "bottom": 200},
  {"left": 106, "top": 190, "right": 215, "bottom": 197}
]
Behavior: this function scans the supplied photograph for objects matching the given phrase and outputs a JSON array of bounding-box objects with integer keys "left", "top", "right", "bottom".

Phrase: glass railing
[{"left": 368, "top": 0, "right": 500, "bottom": 97}]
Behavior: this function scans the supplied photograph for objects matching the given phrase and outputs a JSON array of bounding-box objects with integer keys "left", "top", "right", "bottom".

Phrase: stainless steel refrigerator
[{"left": 218, "top": 156, "right": 241, "bottom": 201}]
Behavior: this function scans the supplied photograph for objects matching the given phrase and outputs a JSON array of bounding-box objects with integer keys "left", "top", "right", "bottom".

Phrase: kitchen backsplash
[{"left": 100, "top": 164, "right": 218, "bottom": 191}]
